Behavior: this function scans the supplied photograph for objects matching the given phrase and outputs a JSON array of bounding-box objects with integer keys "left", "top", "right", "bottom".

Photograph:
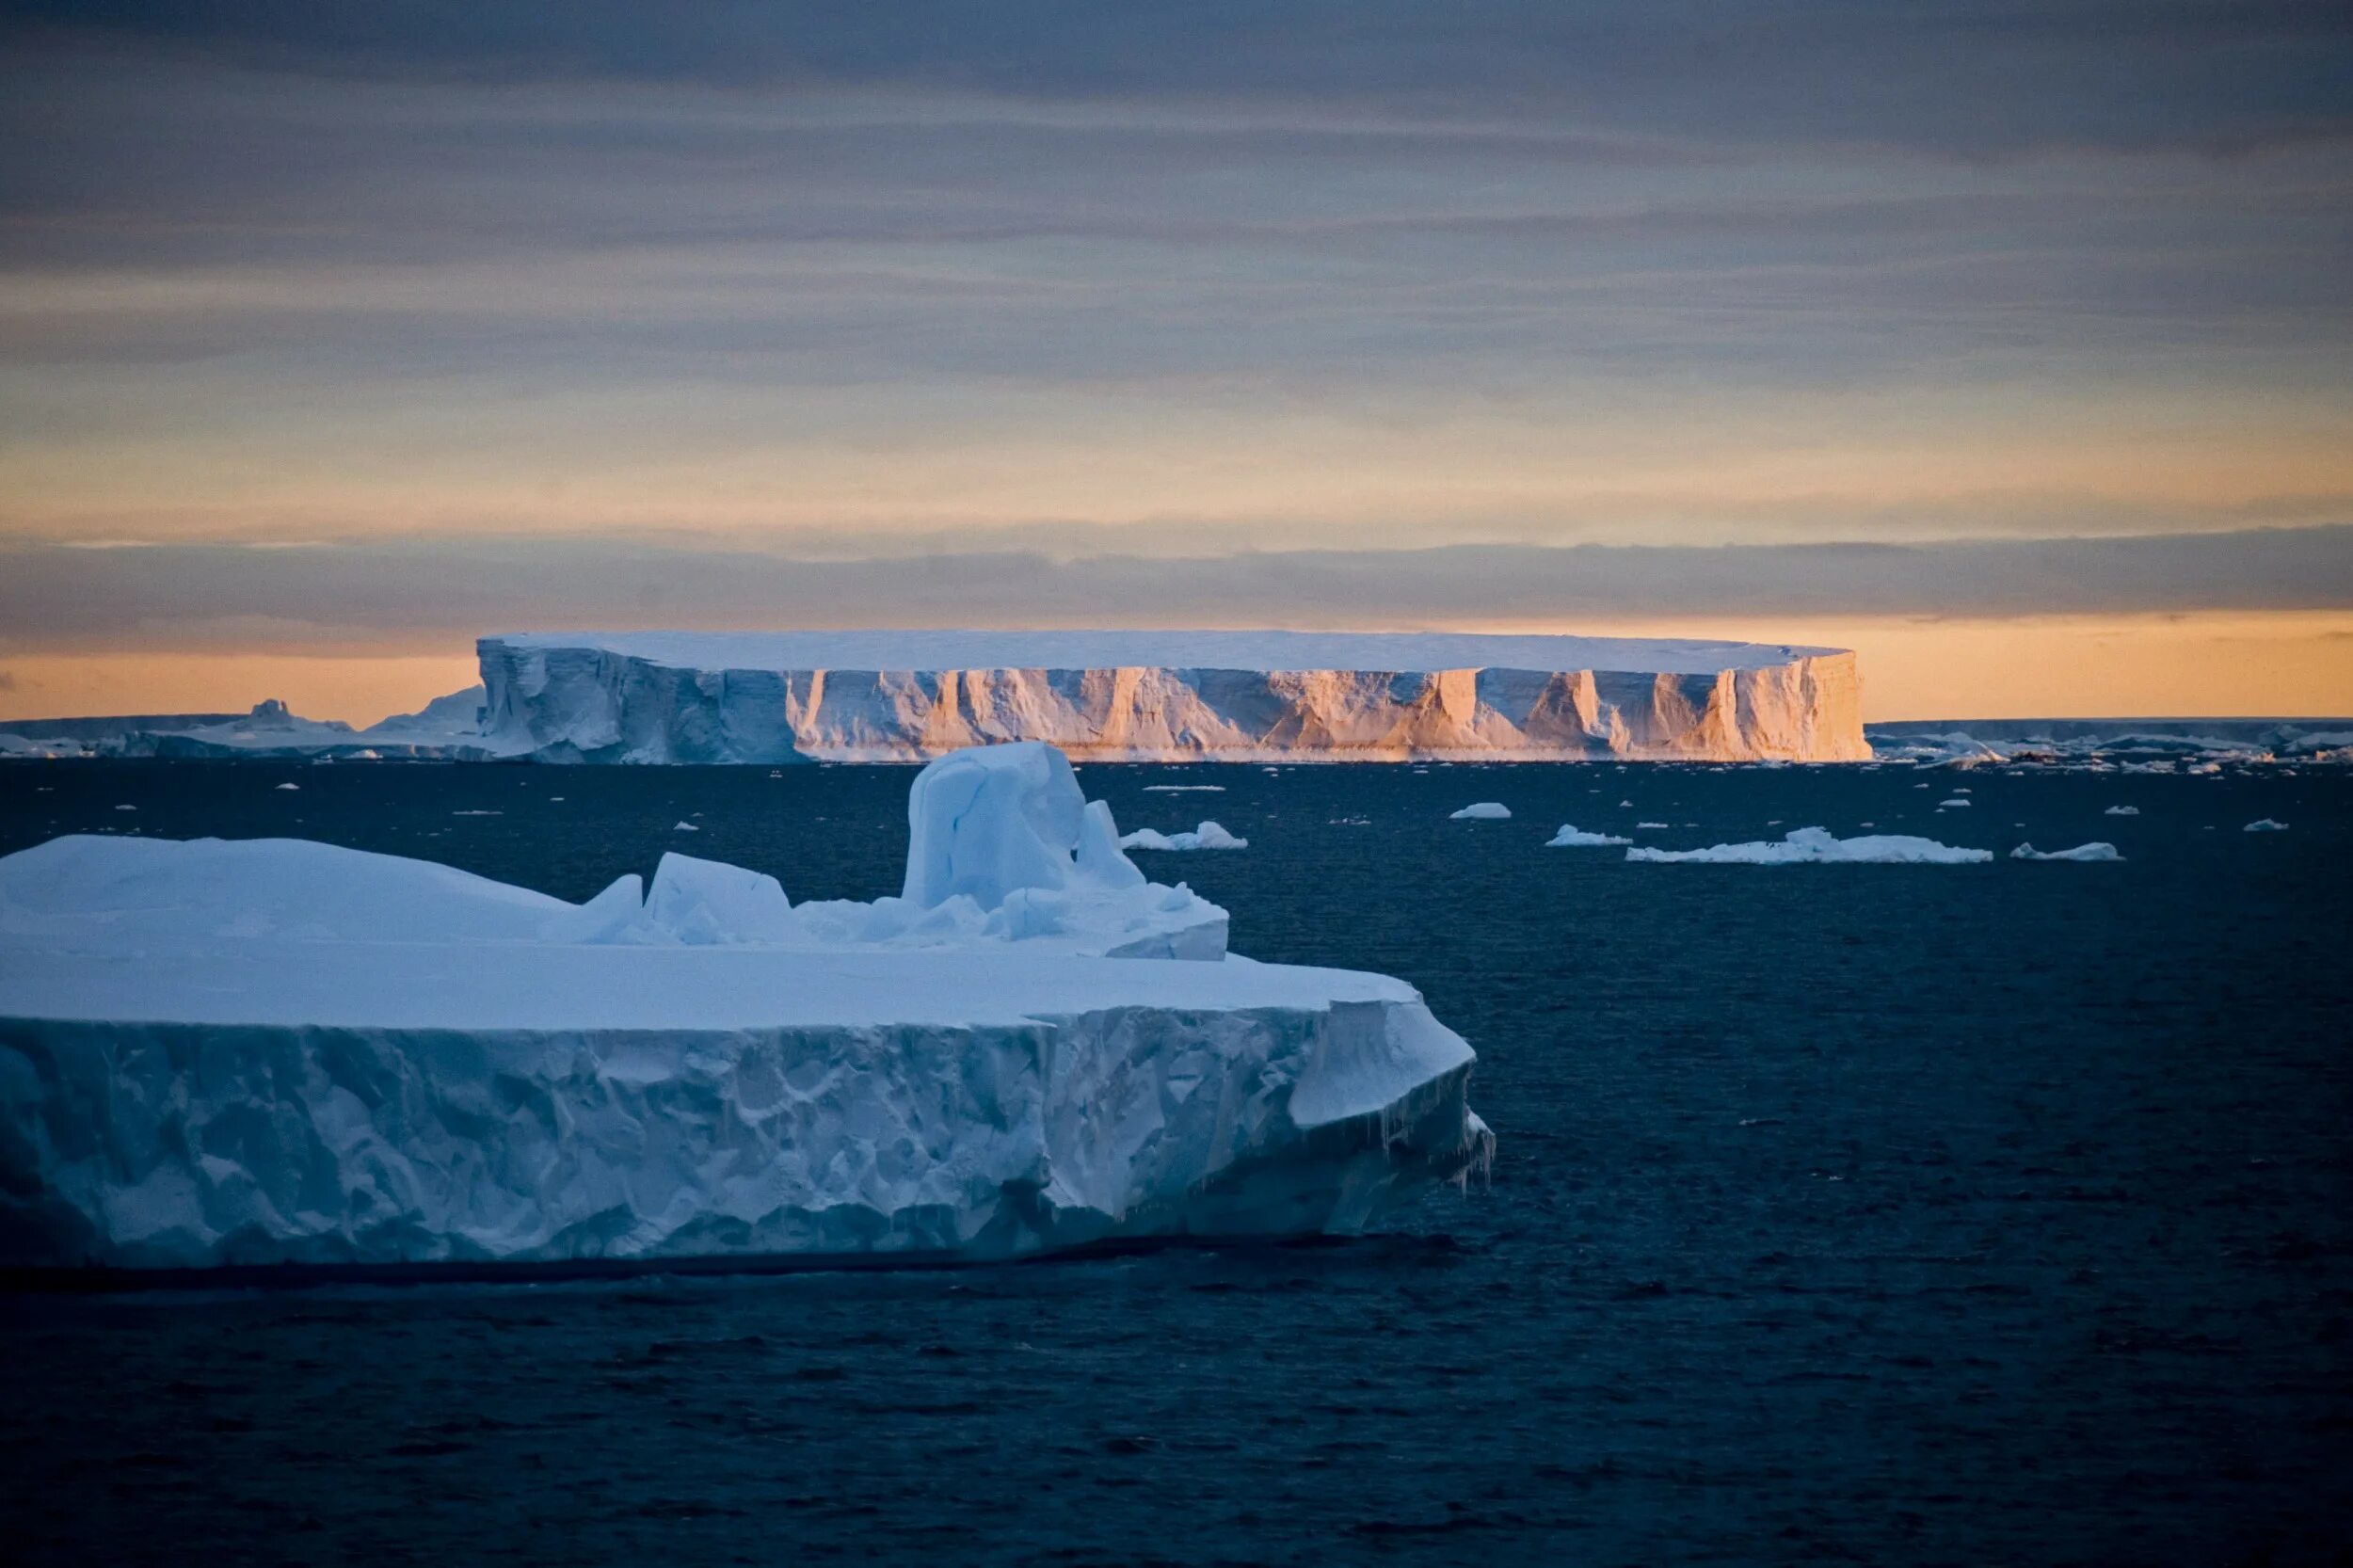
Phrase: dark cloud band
[{"left": 3, "top": 525, "right": 2345, "bottom": 655}]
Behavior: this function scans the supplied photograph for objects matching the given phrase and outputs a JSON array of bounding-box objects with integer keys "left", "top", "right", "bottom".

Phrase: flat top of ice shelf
[
  {"left": 0, "top": 937, "right": 1417, "bottom": 1032},
  {"left": 486, "top": 630, "right": 1846, "bottom": 676}
]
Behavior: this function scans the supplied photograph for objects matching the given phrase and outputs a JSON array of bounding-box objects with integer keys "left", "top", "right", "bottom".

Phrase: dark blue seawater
[{"left": 2, "top": 759, "right": 2348, "bottom": 1566}]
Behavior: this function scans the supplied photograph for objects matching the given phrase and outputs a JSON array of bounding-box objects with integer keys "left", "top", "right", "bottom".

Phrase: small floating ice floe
[
  {"left": 2010, "top": 842, "right": 2122, "bottom": 862},
  {"left": 674, "top": 821, "right": 700, "bottom": 832},
  {"left": 1449, "top": 803, "right": 1511, "bottom": 821},
  {"left": 1938, "top": 798, "right": 1972, "bottom": 808},
  {"left": 1628, "top": 827, "right": 1993, "bottom": 865},
  {"left": 2105, "top": 806, "right": 2139, "bottom": 816},
  {"left": 275, "top": 783, "right": 300, "bottom": 792},
  {"left": 1120, "top": 821, "right": 1247, "bottom": 852},
  {"left": 1545, "top": 824, "right": 1632, "bottom": 848},
  {"left": 2244, "top": 819, "right": 2289, "bottom": 833}
]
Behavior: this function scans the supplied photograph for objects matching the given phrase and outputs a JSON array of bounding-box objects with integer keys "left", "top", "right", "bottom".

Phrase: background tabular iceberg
[
  {"left": 475, "top": 630, "right": 1869, "bottom": 763},
  {"left": 0, "top": 743, "right": 1489, "bottom": 1271}
]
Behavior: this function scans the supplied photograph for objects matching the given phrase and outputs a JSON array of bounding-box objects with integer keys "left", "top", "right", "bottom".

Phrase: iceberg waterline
[{"left": 0, "top": 742, "right": 1489, "bottom": 1272}]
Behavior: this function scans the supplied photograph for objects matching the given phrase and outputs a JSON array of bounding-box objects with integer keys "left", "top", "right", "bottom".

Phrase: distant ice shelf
[
  {"left": 473, "top": 629, "right": 1869, "bottom": 763},
  {"left": 0, "top": 743, "right": 1489, "bottom": 1273}
]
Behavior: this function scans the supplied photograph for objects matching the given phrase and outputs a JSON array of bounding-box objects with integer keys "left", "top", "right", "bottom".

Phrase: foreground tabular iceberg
[{"left": 0, "top": 743, "right": 1489, "bottom": 1272}]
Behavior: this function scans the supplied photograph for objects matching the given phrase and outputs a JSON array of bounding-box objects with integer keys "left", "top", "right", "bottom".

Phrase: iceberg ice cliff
[
  {"left": 475, "top": 630, "right": 1868, "bottom": 763},
  {"left": 0, "top": 744, "right": 1489, "bottom": 1272}
]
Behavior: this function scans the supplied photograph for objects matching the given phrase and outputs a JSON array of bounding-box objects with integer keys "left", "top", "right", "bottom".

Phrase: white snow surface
[
  {"left": 1449, "top": 802, "right": 1511, "bottom": 820},
  {"left": 1626, "top": 826, "right": 1994, "bottom": 865},
  {"left": 1545, "top": 824, "right": 1633, "bottom": 847},
  {"left": 477, "top": 629, "right": 1868, "bottom": 763},
  {"left": 2009, "top": 842, "right": 2124, "bottom": 862},
  {"left": 1120, "top": 822, "right": 1248, "bottom": 853},
  {"left": 0, "top": 743, "right": 1486, "bottom": 1271}
]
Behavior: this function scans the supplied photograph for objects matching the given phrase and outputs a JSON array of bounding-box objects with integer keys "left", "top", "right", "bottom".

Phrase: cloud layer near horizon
[
  {"left": 6, "top": 526, "right": 2347, "bottom": 656},
  {"left": 3, "top": 3, "right": 2350, "bottom": 563}
]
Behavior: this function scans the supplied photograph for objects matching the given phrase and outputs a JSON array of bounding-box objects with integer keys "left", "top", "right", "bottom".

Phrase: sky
[{"left": 2, "top": 2, "right": 2350, "bottom": 722}]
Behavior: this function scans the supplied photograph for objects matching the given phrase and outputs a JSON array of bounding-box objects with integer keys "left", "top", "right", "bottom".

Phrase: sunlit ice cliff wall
[{"left": 476, "top": 631, "right": 1869, "bottom": 764}]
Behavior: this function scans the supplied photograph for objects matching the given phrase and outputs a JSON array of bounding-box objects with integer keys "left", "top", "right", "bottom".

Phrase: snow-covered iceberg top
[
  {"left": 1627, "top": 826, "right": 1993, "bottom": 865},
  {"left": 477, "top": 628, "right": 1868, "bottom": 763},
  {"left": 4, "top": 742, "right": 1225, "bottom": 962},
  {"left": 0, "top": 742, "right": 1490, "bottom": 1272}
]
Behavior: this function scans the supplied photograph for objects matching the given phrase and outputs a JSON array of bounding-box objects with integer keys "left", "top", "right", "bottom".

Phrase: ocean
[{"left": 2, "top": 758, "right": 2347, "bottom": 1565}]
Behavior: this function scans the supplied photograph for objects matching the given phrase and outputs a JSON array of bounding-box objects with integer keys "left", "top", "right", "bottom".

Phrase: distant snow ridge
[
  {"left": 0, "top": 742, "right": 1488, "bottom": 1272},
  {"left": 1627, "top": 827, "right": 1993, "bottom": 865},
  {"left": 1545, "top": 824, "right": 1632, "bottom": 847},
  {"left": 474, "top": 630, "right": 1869, "bottom": 763},
  {"left": 2010, "top": 842, "right": 2123, "bottom": 862},
  {"left": 1449, "top": 802, "right": 1511, "bottom": 820},
  {"left": 1120, "top": 821, "right": 1247, "bottom": 853}
]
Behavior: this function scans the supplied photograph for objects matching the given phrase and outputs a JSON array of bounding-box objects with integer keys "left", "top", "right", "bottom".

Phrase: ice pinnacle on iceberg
[{"left": 0, "top": 742, "right": 1489, "bottom": 1272}]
